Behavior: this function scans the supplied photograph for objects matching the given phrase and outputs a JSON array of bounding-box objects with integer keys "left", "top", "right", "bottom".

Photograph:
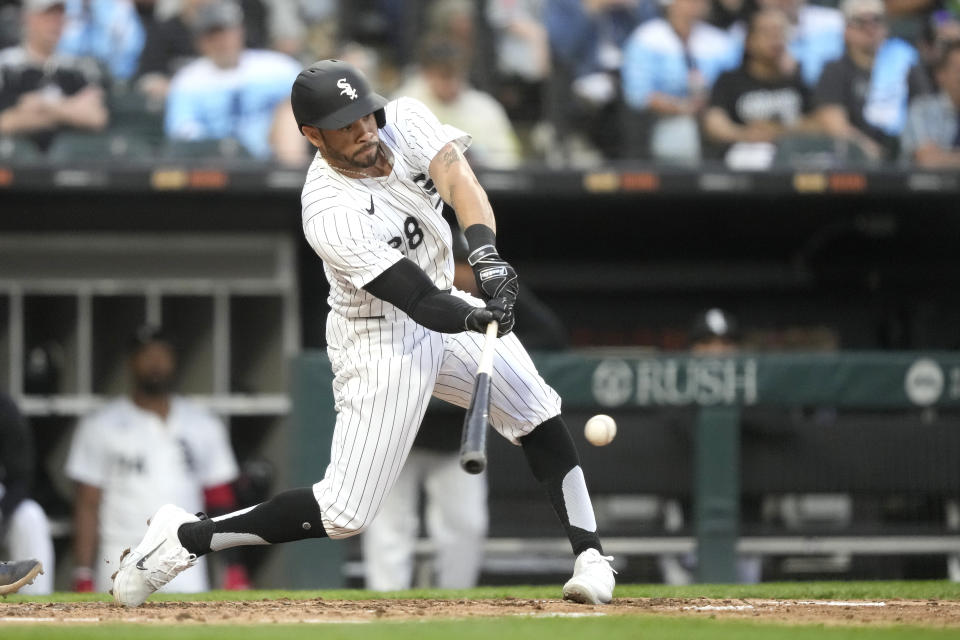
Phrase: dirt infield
[{"left": 2, "top": 597, "right": 959, "bottom": 627}]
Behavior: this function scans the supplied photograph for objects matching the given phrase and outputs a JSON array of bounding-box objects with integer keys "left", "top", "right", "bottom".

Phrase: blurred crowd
[{"left": 0, "top": 0, "right": 958, "bottom": 169}]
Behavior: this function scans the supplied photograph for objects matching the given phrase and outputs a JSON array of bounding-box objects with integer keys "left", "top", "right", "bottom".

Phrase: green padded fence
[{"left": 287, "top": 351, "right": 960, "bottom": 586}]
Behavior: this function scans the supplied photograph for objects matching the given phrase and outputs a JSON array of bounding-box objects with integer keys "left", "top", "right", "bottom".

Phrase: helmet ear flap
[{"left": 374, "top": 108, "right": 386, "bottom": 129}]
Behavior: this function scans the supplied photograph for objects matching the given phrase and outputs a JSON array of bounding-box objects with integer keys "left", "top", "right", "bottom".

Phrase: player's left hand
[
  {"left": 464, "top": 298, "right": 514, "bottom": 336},
  {"left": 467, "top": 246, "right": 519, "bottom": 305},
  {"left": 485, "top": 297, "right": 515, "bottom": 337}
]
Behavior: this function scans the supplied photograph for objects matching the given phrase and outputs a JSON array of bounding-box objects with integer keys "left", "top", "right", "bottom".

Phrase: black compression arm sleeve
[{"left": 364, "top": 258, "right": 477, "bottom": 333}]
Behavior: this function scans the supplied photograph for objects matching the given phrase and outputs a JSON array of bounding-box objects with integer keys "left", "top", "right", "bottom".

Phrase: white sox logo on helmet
[{"left": 337, "top": 78, "right": 358, "bottom": 100}]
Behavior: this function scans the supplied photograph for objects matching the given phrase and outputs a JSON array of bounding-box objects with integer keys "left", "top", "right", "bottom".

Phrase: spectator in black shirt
[
  {"left": 135, "top": 0, "right": 207, "bottom": 103},
  {"left": 0, "top": 0, "right": 107, "bottom": 151},
  {"left": 704, "top": 8, "right": 815, "bottom": 167},
  {"left": 813, "top": 0, "right": 927, "bottom": 161}
]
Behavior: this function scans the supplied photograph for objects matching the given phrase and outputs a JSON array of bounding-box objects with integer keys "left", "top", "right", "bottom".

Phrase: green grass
[
  {"left": 3, "top": 582, "right": 960, "bottom": 639},
  {"left": 1, "top": 618, "right": 959, "bottom": 640},
  {"left": 6, "top": 580, "right": 960, "bottom": 603}
]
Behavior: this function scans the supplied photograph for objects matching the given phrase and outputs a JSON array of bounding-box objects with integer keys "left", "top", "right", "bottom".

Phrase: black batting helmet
[{"left": 291, "top": 59, "right": 388, "bottom": 134}]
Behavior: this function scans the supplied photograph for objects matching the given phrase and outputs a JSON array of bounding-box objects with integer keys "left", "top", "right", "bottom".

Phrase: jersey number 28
[{"left": 389, "top": 216, "right": 424, "bottom": 251}]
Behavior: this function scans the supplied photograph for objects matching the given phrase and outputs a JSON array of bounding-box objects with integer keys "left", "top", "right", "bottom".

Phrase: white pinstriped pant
[{"left": 313, "top": 292, "right": 562, "bottom": 539}]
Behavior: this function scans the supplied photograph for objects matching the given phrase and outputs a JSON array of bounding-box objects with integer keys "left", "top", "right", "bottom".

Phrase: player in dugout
[
  {"left": 111, "top": 59, "right": 617, "bottom": 608},
  {"left": 66, "top": 326, "right": 249, "bottom": 593}
]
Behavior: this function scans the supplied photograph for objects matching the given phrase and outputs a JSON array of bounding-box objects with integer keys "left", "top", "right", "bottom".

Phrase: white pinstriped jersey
[
  {"left": 301, "top": 97, "right": 471, "bottom": 323},
  {"left": 298, "top": 95, "right": 562, "bottom": 538}
]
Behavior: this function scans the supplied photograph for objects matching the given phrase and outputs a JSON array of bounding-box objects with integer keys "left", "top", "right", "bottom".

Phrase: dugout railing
[{"left": 283, "top": 351, "right": 960, "bottom": 587}]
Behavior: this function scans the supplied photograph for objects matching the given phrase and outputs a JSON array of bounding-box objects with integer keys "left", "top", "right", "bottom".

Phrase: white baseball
[{"left": 584, "top": 414, "right": 616, "bottom": 446}]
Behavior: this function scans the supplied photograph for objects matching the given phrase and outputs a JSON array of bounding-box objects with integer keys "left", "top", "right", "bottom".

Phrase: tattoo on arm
[
  {"left": 441, "top": 146, "right": 461, "bottom": 168},
  {"left": 436, "top": 146, "right": 460, "bottom": 204}
]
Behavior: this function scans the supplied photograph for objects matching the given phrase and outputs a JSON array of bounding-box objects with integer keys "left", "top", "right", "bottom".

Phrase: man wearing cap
[
  {"left": 163, "top": 0, "right": 306, "bottom": 164},
  {"left": 0, "top": 0, "right": 107, "bottom": 151},
  {"left": 65, "top": 326, "right": 241, "bottom": 593},
  {"left": 813, "top": 0, "right": 928, "bottom": 161},
  {"left": 656, "top": 308, "right": 764, "bottom": 584},
  {"left": 112, "top": 59, "right": 617, "bottom": 609}
]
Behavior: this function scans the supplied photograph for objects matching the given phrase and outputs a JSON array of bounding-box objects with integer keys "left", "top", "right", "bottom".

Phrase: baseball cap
[
  {"left": 128, "top": 325, "right": 175, "bottom": 354},
  {"left": 689, "top": 308, "right": 740, "bottom": 344},
  {"left": 192, "top": 0, "right": 244, "bottom": 36},
  {"left": 23, "top": 0, "right": 66, "bottom": 12},
  {"left": 841, "top": 0, "right": 885, "bottom": 19}
]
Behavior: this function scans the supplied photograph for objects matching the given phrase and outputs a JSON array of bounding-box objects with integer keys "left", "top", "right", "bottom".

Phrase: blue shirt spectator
[
  {"left": 788, "top": 4, "right": 846, "bottom": 87},
  {"left": 621, "top": 0, "right": 738, "bottom": 163},
  {"left": 545, "top": 0, "right": 656, "bottom": 81},
  {"left": 543, "top": 0, "right": 658, "bottom": 160},
  {"left": 164, "top": 1, "right": 305, "bottom": 164},
  {"left": 166, "top": 49, "right": 301, "bottom": 159},
  {"left": 622, "top": 12, "right": 739, "bottom": 108},
  {"left": 57, "top": 0, "right": 145, "bottom": 82}
]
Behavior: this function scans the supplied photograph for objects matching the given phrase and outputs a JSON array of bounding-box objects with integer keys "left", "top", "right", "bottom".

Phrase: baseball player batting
[{"left": 112, "top": 59, "right": 615, "bottom": 607}]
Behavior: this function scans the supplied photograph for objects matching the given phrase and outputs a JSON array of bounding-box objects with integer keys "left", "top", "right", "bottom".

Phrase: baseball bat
[{"left": 460, "top": 320, "right": 498, "bottom": 474}]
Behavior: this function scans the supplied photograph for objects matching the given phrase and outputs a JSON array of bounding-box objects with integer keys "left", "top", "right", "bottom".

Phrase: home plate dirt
[{"left": 1, "top": 598, "right": 959, "bottom": 626}]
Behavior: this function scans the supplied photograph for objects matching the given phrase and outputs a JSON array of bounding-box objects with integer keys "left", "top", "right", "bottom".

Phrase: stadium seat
[
  {"left": 161, "top": 138, "right": 255, "bottom": 162},
  {"left": 47, "top": 131, "right": 156, "bottom": 162},
  {"left": 0, "top": 136, "right": 43, "bottom": 161},
  {"left": 773, "top": 134, "right": 874, "bottom": 169},
  {"left": 108, "top": 89, "right": 165, "bottom": 147}
]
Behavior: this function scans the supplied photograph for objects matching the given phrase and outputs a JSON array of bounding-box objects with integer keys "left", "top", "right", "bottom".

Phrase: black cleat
[{"left": 0, "top": 559, "right": 44, "bottom": 596}]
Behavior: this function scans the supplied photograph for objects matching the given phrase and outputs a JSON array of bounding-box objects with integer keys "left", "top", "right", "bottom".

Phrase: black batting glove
[
  {"left": 489, "top": 297, "right": 515, "bottom": 337},
  {"left": 464, "top": 298, "right": 514, "bottom": 337},
  {"left": 463, "top": 224, "right": 519, "bottom": 305},
  {"left": 464, "top": 306, "right": 495, "bottom": 334}
]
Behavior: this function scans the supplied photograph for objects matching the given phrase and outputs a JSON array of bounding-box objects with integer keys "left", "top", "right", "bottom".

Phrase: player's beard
[
  {"left": 328, "top": 141, "right": 379, "bottom": 169},
  {"left": 134, "top": 372, "right": 174, "bottom": 397}
]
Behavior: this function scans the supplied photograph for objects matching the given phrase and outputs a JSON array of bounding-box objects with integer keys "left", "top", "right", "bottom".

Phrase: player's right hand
[{"left": 465, "top": 298, "right": 514, "bottom": 336}]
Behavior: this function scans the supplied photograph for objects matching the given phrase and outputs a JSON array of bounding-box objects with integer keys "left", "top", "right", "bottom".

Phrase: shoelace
[
  {"left": 585, "top": 553, "right": 618, "bottom": 575},
  {"left": 143, "top": 550, "right": 197, "bottom": 590}
]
